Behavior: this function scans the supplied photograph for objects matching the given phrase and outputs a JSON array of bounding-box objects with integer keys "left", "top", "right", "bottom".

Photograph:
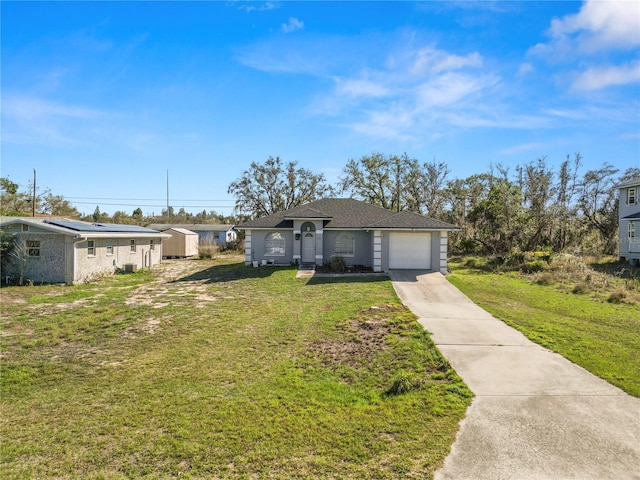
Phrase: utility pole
[
  {"left": 32, "top": 169, "right": 36, "bottom": 217},
  {"left": 166, "top": 170, "right": 170, "bottom": 222}
]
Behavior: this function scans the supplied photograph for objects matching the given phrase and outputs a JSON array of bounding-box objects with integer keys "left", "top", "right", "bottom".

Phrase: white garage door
[{"left": 389, "top": 232, "right": 431, "bottom": 269}]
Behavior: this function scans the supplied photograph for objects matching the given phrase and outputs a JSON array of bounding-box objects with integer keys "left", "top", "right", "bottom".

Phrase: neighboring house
[
  {"left": 237, "top": 198, "right": 458, "bottom": 274},
  {"left": 617, "top": 177, "right": 640, "bottom": 265},
  {"left": 148, "top": 224, "right": 237, "bottom": 245},
  {"left": 0, "top": 217, "right": 170, "bottom": 284},
  {"left": 161, "top": 227, "right": 199, "bottom": 258}
]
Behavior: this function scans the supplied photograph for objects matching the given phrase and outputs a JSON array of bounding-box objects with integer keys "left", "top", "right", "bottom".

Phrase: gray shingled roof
[{"left": 238, "top": 198, "right": 458, "bottom": 230}]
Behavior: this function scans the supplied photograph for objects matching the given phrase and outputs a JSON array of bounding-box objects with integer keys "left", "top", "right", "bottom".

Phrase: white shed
[{"left": 162, "top": 228, "right": 199, "bottom": 258}]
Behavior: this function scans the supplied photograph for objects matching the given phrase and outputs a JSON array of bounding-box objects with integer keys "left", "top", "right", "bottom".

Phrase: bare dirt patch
[
  {"left": 124, "top": 259, "right": 220, "bottom": 308},
  {"left": 309, "top": 304, "right": 402, "bottom": 369}
]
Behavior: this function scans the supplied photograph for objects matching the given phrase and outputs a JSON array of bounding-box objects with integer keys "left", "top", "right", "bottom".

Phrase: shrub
[
  {"left": 329, "top": 255, "right": 346, "bottom": 273},
  {"left": 607, "top": 290, "right": 626, "bottom": 304},
  {"left": 522, "top": 260, "right": 547, "bottom": 273},
  {"left": 505, "top": 249, "right": 525, "bottom": 268},
  {"left": 386, "top": 371, "right": 422, "bottom": 396},
  {"left": 534, "top": 273, "right": 555, "bottom": 286},
  {"left": 458, "top": 238, "right": 480, "bottom": 253},
  {"left": 198, "top": 245, "right": 217, "bottom": 259},
  {"left": 572, "top": 282, "right": 590, "bottom": 295},
  {"left": 464, "top": 256, "right": 487, "bottom": 270}
]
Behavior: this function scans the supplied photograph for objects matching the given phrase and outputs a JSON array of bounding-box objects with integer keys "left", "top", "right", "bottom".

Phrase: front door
[{"left": 302, "top": 232, "right": 316, "bottom": 263}]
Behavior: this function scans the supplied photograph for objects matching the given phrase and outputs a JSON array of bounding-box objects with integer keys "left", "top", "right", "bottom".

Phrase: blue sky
[{"left": 2, "top": 1, "right": 639, "bottom": 217}]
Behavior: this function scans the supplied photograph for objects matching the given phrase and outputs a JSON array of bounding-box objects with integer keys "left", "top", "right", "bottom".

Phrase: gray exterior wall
[
  {"left": 2, "top": 225, "right": 165, "bottom": 284},
  {"left": 243, "top": 227, "right": 450, "bottom": 273},
  {"left": 322, "top": 230, "right": 372, "bottom": 267},
  {"left": 74, "top": 237, "right": 164, "bottom": 283},
  {"left": 245, "top": 229, "right": 294, "bottom": 265},
  {"left": 4, "top": 233, "right": 68, "bottom": 284},
  {"left": 618, "top": 183, "right": 640, "bottom": 261}
]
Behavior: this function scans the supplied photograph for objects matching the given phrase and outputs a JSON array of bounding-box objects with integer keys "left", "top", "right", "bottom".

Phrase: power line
[
  {"left": 70, "top": 201, "right": 234, "bottom": 208},
  {"left": 65, "top": 196, "right": 234, "bottom": 202}
]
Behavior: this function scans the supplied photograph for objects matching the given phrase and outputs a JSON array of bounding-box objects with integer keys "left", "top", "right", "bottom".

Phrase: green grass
[
  {"left": 447, "top": 260, "right": 640, "bottom": 397},
  {"left": 1, "top": 256, "right": 471, "bottom": 479}
]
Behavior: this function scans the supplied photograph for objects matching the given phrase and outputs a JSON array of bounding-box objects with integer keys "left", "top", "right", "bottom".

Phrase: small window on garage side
[
  {"left": 628, "top": 187, "right": 637, "bottom": 205},
  {"left": 130, "top": 239, "right": 136, "bottom": 253},
  {"left": 106, "top": 240, "right": 113, "bottom": 255},
  {"left": 26, "top": 240, "right": 40, "bottom": 257},
  {"left": 87, "top": 240, "right": 95, "bottom": 256},
  {"left": 334, "top": 233, "right": 355, "bottom": 257},
  {"left": 264, "top": 232, "right": 285, "bottom": 256}
]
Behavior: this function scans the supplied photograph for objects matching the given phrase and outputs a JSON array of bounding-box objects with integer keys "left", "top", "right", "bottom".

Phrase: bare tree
[
  {"left": 422, "top": 158, "right": 450, "bottom": 219},
  {"left": 578, "top": 163, "right": 619, "bottom": 254}
]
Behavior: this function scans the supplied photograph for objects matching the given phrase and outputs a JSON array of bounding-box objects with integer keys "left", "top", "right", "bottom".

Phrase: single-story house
[
  {"left": 617, "top": 177, "right": 640, "bottom": 265},
  {"left": 161, "top": 227, "right": 199, "bottom": 258},
  {"left": 148, "top": 224, "right": 237, "bottom": 245},
  {"left": 237, "top": 198, "right": 459, "bottom": 274},
  {"left": 0, "top": 217, "right": 170, "bottom": 284}
]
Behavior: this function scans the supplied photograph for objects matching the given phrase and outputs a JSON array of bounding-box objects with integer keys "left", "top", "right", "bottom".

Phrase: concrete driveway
[{"left": 389, "top": 270, "right": 640, "bottom": 480}]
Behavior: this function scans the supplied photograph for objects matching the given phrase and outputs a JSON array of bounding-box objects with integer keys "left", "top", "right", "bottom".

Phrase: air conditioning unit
[{"left": 124, "top": 263, "right": 138, "bottom": 273}]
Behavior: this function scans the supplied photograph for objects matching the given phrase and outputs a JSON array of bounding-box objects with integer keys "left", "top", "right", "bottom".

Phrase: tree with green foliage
[
  {"left": 228, "top": 156, "right": 332, "bottom": 218},
  {"left": 339, "top": 152, "right": 420, "bottom": 212},
  {"left": 0, "top": 176, "right": 31, "bottom": 216}
]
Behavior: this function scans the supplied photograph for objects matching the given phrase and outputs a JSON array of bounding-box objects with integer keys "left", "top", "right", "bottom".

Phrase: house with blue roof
[{"left": 0, "top": 217, "right": 170, "bottom": 284}]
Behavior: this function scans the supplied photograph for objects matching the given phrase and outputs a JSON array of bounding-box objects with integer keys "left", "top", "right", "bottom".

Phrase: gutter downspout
[{"left": 67, "top": 235, "right": 88, "bottom": 285}]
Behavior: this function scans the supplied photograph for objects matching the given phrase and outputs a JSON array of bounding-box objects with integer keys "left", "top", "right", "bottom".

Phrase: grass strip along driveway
[
  {"left": 447, "top": 263, "right": 640, "bottom": 398},
  {"left": 1, "top": 256, "right": 471, "bottom": 479}
]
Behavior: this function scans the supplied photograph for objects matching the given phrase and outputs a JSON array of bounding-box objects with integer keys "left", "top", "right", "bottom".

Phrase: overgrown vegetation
[
  {"left": 1, "top": 256, "right": 471, "bottom": 479},
  {"left": 3, "top": 155, "right": 638, "bottom": 259},
  {"left": 448, "top": 255, "right": 640, "bottom": 396}
]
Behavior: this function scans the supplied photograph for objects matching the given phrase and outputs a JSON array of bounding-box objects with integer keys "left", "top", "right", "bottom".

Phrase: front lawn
[
  {"left": 1, "top": 256, "right": 471, "bottom": 479},
  {"left": 447, "top": 259, "right": 640, "bottom": 397}
]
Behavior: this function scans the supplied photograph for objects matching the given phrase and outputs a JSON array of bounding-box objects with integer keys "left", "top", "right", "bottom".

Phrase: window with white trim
[
  {"left": 87, "top": 240, "right": 95, "bottom": 256},
  {"left": 130, "top": 239, "right": 136, "bottom": 253},
  {"left": 629, "top": 223, "right": 636, "bottom": 238},
  {"left": 26, "top": 240, "right": 40, "bottom": 257},
  {"left": 334, "top": 233, "right": 355, "bottom": 257},
  {"left": 264, "top": 232, "right": 285, "bottom": 256},
  {"left": 627, "top": 187, "right": 637, "bottom": 205},
  {"left": 106, "top": 240, "right": 113, "bottom": 255},
  {"left": 150, "top": 239, "right": 155, "bottom": 251}
]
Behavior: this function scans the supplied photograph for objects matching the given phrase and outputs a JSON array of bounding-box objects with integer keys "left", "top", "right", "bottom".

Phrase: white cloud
[
  {"left": 571, "top": 60, "right": 640, "bottom": 90},
  {"left": 415, "top": 72, "right": 495, "bottom": 108},
  {"left": 333, "top": 77, "right": 390, "bottom": 98},
  {"left": 281, "top": 17, "right": 304, "bottom": 33},
  {"left": 2, "top": 95, "right": 103, "bottom": 122},
  {"left": 498, "top": 142, "right": 546, "bottom": 155},
  {"left": 410, "top": 47, "right": 483, "bottom": 75},
  {"left": 531, "top": 0, "right": 640, "bottom": 59},
  {"left": 517, "top": 62, "right": 534, "bottom": 76},
  {"left": 549, "top": 0, "right": 640, "bottom": 52},
  {"left": 233, "top": 1, "right": 278, "bottom": 13}
]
